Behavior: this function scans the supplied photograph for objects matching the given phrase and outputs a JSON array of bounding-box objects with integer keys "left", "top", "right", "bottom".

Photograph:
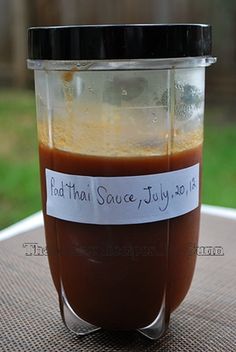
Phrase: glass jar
[{"left": 28, "top": 24, "right": 216, "bottom": 339}]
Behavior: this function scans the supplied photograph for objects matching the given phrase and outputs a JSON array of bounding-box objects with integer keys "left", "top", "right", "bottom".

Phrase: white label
[{"left": 46, "top": 164, "right": 199, "bottom": 225}]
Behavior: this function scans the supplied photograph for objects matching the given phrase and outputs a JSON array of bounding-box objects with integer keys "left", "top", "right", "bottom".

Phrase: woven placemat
[{"left": 0, "top": 213, "right": 235, "bottom": 351}]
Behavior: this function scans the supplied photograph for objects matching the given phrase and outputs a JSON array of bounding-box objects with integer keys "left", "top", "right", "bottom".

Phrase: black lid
[{"left": 28, "top": 24, "right": 212, "bottom": 61}]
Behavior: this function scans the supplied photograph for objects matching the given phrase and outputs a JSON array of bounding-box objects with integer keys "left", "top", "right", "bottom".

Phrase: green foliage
[
  {"left": 0, "top": 90, "right": 41, "bottom": 229},
  {"left": 203, "top": 124, "right": 236, "bottom": 207},
  {"left": 0, "top": 89, "right": 235, "bottom": 229}
]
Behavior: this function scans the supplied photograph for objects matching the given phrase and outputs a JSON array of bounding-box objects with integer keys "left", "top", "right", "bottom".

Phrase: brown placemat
[{"left": 0, "top": 213, "right": 235, "bottom": 351}]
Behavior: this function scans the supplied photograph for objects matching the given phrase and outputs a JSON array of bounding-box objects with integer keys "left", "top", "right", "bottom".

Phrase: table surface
[{"left": 0, "top": 211, "right": 235, "bottom": 352}]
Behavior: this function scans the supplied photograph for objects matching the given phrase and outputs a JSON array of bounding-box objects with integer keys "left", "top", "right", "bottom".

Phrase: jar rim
[{"left": 27, "top": 57, "right": 217, "bottom": 71}]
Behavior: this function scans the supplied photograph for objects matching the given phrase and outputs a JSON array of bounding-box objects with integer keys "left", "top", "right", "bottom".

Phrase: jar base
[
  {"left": 60, "top": 286, "right": 169, "bottom": 340},
  {"left": 59, "top": 286, "right": 101, "bottom": 336},
  {"left": 138, "top": 296, "right": 169, "bottom": 340}
]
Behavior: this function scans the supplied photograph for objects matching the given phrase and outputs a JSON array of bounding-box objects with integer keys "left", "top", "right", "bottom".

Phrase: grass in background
[
  {"left": 0, "top": 90, "right": 41, "bottom": 229},
  {"left": 203, "top": 112, "right": 236, "bottom": 207},
  {"left": 0, "top": 89, "right": 235, "bottom": 229}
]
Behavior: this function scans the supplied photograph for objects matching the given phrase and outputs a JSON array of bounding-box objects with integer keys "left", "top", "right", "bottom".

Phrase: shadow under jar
[{"left": 28, "top": 24, "right": 216, "bottom": 339}]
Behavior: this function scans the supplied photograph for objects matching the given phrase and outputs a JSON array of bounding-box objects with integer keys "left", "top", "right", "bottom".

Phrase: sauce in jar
[{"left": 39, "top": 142, "right": 201, "bottom": 330}]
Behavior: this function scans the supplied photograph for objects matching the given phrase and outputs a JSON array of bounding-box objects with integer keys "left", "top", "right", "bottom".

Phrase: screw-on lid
[{"left": 28, "top": 24, "right": 212, "bottom": 61}]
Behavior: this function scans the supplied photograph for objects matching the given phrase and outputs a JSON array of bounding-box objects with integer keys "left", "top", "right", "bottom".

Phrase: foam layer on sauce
[{"left": 37, "top": 117, "right": 203, "bottom": 156}]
